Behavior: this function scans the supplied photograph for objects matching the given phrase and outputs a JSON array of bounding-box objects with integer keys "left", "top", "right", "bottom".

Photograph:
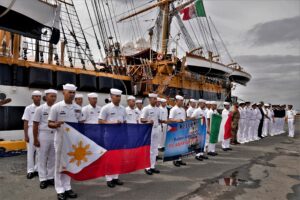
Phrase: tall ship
[{"left": 0, "top": 0, "right": 251, "bottom": 142}]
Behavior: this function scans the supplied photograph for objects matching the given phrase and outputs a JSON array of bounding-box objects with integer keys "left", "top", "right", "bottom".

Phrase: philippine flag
[{"left": 60, "top": 123, "right": 152, "bottom": 181}]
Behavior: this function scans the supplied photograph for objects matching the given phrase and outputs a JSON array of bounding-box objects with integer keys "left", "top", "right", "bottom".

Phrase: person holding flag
[
  {"left": 206, "top": 101, "right": 219, "bottom": 156},
  {"left": 48, "top": 84, "right": 81, "bottom": 200},
  {"left": 218, "top": 102, "right": 232, "bottom": 151}
]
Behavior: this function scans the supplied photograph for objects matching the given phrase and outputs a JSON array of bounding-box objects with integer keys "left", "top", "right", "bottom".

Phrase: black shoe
[
  {"left": 40, "top": 181, "right": 48, "bottom": 189},
  {"left": 178, "top": 160, "right": 187, "bottom": 165},
  {"left": 195, "top": 156, "right": 203, "bottom": 161},
  {"left": 226, "top": 148, "right": 233, "bottom": 151},
  {"left": 113, "top": 179, "right": 124, "bottom": 185},
  {"left": 144, "top": 169, "right": 153, "bottom": 175},
  {"left": 107, "top": 181, "right": 116, "bottom": 188},
  {"left": 222, "top": 148, "right": 228, "bottom": 151},
  {"left": 47, "top": 179, "right": 54, "bottom": 186},
  {"left": 156, "top": 155, "right": 162, "bottom": 161},
  {"left": 33, "top": 171, "right": 39, "bottom": 177},
  {"left": 26, "top": 172, "right": 35, "bottom": 179},
  {"left": 65, "top": 190, "right": 77, "bottom": 198},
  {"left": 173, "top": 160, "right": 181, "bottom": 167},
  {"left": 151, "top": 168, "right": 160, "bottom": 173},
  {"left": 57, "top": 193, "right": 66, "bottom": 200},
  {"left": 200, "top": 155, "right": 209, "bottom": 160},
  {"left": 207, "top": 152, "right": 217, "bottom": 156}
]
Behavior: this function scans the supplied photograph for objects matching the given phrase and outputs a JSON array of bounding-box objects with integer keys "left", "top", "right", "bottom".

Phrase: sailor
[
  {"left": 248, "top": 103, "right": 257, "bottom": 142},
  {"left": 273, "top": 105, "right": 280, "bottom": 135},
  {"left": 48, "top": 84, "right": 80, "bottom": 200},
  {"left": 74, "top": 93, "right": 83, "bottom": 107},
  {"left": 237, "top": 102, "right": 246, "bottom": 144},
  {"left": 156, "top": 97, "right": 161, "bottom": 107},
  {"left": 22, "top": 90, "right": 42, "bottom": 179},
  {"left": 269, "top": 104, "right": 276, "bottom": 136},
  {"left": 81, "top": 93, "right": 101, "bottom": 124},
  {"left": 243, "top": 102, "right": 251, "bottom": 143},
  {"left": 186, "top": 99, "right": 198, "bottom": 119},
  {"left": 257, "top": 102, "right": 264, "bottom": 139},
  {"left": 262, "top": 104, "right": 271, "bottom": 137},
  {"left": 140, "top": 93, "right": 162, "bottom": 175},
  {"left": 218, "top": 102, "right": 232, "bottom": 150},
  {"left": 279, "top": 104, "right": 287, "bottom": 134},
  {"left": 135, "top": 99, "right": 143, "bottom": 118},
  {"left": 33, "top": 89, "right": 57, "bottom": 189},
  {"left": 286, "top": 105, "right": 296, "bottom": 138},
  {"left": 158, "top": 98, "right": 168, "bottom": 151},
  {"left": 191, "top": 99, "right": 209, "bottom": 161},
  {"left": 125, "top": 96, "right": 139, "bottom": 124},
  {"left": 231, "top": 103, "right": 240, "bottom": 145},
  {"left": 98, "top": 88, "right": 126, "bottom": 188},
  {"left": 207, "top": 101, "right": 219, "bottom": 156}
]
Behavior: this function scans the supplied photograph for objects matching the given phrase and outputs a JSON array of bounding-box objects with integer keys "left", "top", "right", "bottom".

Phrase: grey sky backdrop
[{"left": 76, "top": 0, "right": 300, "bottom": 109}]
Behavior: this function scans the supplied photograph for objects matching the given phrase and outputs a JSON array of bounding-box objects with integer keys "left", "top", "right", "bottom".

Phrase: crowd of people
[{"left": 22, "top": 83, "right": 297, "bottom": 200}]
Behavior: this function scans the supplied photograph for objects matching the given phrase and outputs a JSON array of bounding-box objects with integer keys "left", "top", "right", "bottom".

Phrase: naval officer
[
  {"left": 206, "top": 101, "right": 218, "bottom": 156},
  {"left": 125, "top": 96, "right": 139, "bottom": 124},
  {"left": 33, "top": 89, "right": 57, "bottom": 189},
  {"left": 186, "top": 99, "right": 198, "bottom": 119},
  {"left": 135, "top": 99, "right": 143, "bottom": 118},
  {"left": 286, "top": 105, "right": 296, "bottom": 138},
  {"left": 98, "top": 88, "right": 126, "bottom": 188},
  {"left": 81, "top": 93, "right": 101, "bottom": 124},
  {"left": 158, "top": 98, "right": 168, "bottom": 151},
  {"left": 22, "top": 90, "right": 42, "bottom": 179},
  {"left": 74, "top": 93, "right": 83, "bottom": 107},
  {"left": 48, "top": 84, "right": 80, "bottom": 200}
]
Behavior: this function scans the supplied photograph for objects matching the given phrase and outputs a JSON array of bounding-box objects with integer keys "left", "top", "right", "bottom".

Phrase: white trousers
[
  {"left": 208, "top": 143, "right": 216, "bottom": 152},
  {"left": 274, "top": 118, "right": 280, "bottom": 134},
  {"left": 54, "top": 132, "right": 71, "bottom": 194},
  {"left": 262, "top": 119, "right": 270, "bottom": 137},
  {"left": 147, "top": 127, "right": 159, "bottom": 169},
  {"left": 237, "top": 119, "right": 245, "bottom": 142},
  {"left": 254, "top": 120, "right": 260, "bottom": 139},
  {"left": 243, "top": 120, "right": 250, "bottom": 141},
  {"left": 280, "top": 118, "right": 285, "bottom": 133},
  {"left": 38, "top": 132, "right": 55, "bottom": 182},
  {"left": 222, "top": 139, "right": 230, "bottom": 149},
  {"left": 288, "top": 119, "right": 295, "bottom": 137},
  {"left": 247, "top": 120, "right": 256, "bottom": 141},
  {"left": 158, "top": 124, "right": 167, "bottom": 148},
  {"left": 26, "top": 126, "right": 38, "bottom": 173}
]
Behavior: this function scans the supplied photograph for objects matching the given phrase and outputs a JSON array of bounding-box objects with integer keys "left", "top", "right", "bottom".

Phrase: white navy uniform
[
  {"left": 191, "top": 107, "right": 207, "bottom": 155},
  {"left": 186, "top": 106, "right": 196, "bottom": 118},
  {"left": 262, "top": 108, "right": 270, "bottom": 137},
  {"left": 135, "top": 108, "right": 142, "bottom": 118},
  {"left": 248, "top": 108, "right": 257, "bottom": 141},
  {"left": 81, "top": 104, "right": 102, "bottom": 124},
  {"left": 237, "top": 107, "right": 246, "bottom": 143},
  {"left": 207, "top": 109, "right": 218, "bottom": 152},
  {"left": 33, "top": 103, "right": 56, "bottom": 182},
  {"left": 98, "top": 102, "right": 126, "bottom": 181},
  {"left": 22, "top": 103, "right": 39, "bottom": 173},
  {"left": 126, "top": 106, "right": 139, "bottom": 123},
  {"left": 141, "top": 104, "right": 161, "bottom": 169},
  {"left": 270, "top": 108, "right": 276, "bottom": 136},
  {"left": 244, "top": 106, "right": 252, "bottom": 142},
  {"left": 286, "top": 110, "right": 296, "bottom": 137},
  {"left": 158, "top": 105, "right": 168, "bottom": 148},
  {"left": 48, "top": 100, "right": 82, "bottom": 194}
]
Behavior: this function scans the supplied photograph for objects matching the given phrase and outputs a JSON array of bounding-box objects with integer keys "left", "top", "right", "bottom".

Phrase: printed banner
[{"left": 163, "top": 118, "right": 206, "bottom": 161}]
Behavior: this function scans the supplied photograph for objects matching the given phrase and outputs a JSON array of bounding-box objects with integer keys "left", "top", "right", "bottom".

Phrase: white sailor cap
[
  {"left": 110, "top": 88, "right": 122, "bottom": 95},
  {"left": 75, "top": 94, "right": 83, "bottom": 98},
  {"left": 160, "top": 98, "right": 167, "bottom": 103},
  {"left": 175, "top": 95, "right": 184, "bottom": 100},
  {"left": 148, "top": 93, "right": 158, "bottom": 98},
  {"left": 190, "top": 99, "right": 198, "bottom": 103},
  {"left": 264, "top": 103, "right": 269, "bottom": 106},
  {"left": 127, "top": 95, "right": 136, "bottom": 101},
  {"left": 44, "top": 89, "right": 57, "bottom": 94},
  {"left": 88, "top": 93, "right": 98, "bottom": 98},
  {"left": 157, "top": 97, "right": 162, "bottom": 102},
  {"left": 63, "top": 83, "right": 77, "bottom": 91},
  {"left": 136, "top": 99, "right": 143, "bottom": 103},
  {"left": 223, "top": 102, "right": 230, "bottom": 106},
  {"left": 210, "top": 101, "right": 217, "bottom": 105},
  {"left": 206, "top": 101, "right": 212, "bottom": 104},
  {"left": 32, "top": 90, "right": 42, "bottom": 96},
  {"left": 198, "top": 99, "right": 206, "bottom": 103}
]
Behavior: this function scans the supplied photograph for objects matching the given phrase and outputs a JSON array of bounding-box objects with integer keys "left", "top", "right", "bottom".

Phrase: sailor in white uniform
[
  {"left": 158, "top": 98, "right": 168, "bottom": 151},
  {"left": 243, "top": 102, "right": 251, "bottom": 143},
  {"left": 125, "top": 96, "right": 139, "bottom": 124},
  {"left": 286, "top": 105, "right": 296, "bottom": 138},
  {"left": 48, "top": 84, "right": 81, "bottom": 200},
  {"left": 191, "top": 99, "right": 209, "bottom": 160},
  {"left": 186, "top": 99, "right": 198, "bottom": 119},
  {"left": 262, "top": 104, "right": 271, "bottom": 137},
  {"left": 248, "top": 103, "right": 257, "bottom": 142},
  {"left": 207, "top": 101, "right": 219, "bottom": 156},
  {"left": 22, "top": 90, "right": 42, "bottom": 179},
  {"left": 237, "top": 103, "right": 246, "bottom": 143},
  {"left": 140, "top": 93, "right": 162, "bottom": 175},
  {"left": 74, "top": 93, "right": 83, "bottom": 107},
  {"left": 81, "top": 93, "right": 101, "bottom": 124},
  {"left": 98, "top": 88, "right": 126, "bottom": 188},
  {"left": 33, "top": 89, "right": 57, "bottom": 189},
  {"left": 135, "top": 99, "right": 143, "bottom": 118},
  {"left": 269, "top": 104, "right": 276, "bottom": 136},
  {"left": 169, "top": 95, "right": 187, "bottom": 167}
]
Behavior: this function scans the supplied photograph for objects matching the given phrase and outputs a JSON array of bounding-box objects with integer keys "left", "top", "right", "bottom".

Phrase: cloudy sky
[{"left": 76, "top": 0, "right": 300, "bottom": 109}]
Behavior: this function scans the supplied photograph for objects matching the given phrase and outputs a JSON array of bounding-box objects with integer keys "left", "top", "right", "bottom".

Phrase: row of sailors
[
  {"left": 237, "top": 102, "right": 296, "bottom": 144},
  {"left": 22, "top": 84, "right": 296, "bottom": 200}
]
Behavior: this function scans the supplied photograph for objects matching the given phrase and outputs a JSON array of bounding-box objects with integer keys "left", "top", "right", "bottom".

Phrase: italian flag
[
  {"left": 180, "top": 0, "right": 206, "bottom": 21},
  {"left": 209, "top": 113, "right": 222, "bottom": 144},
  {"left": 218, "top": 110, "right": 232, "bottom": 142}
]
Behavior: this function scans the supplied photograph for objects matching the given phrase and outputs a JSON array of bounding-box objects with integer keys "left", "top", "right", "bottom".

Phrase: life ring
[{"left": 157, "top": 53, "right": 163, "bottom": 61}]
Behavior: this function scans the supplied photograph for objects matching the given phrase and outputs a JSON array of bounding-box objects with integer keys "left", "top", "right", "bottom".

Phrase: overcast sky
[{"left": 76, "top": 0, "right": 300, "bottom": 109}]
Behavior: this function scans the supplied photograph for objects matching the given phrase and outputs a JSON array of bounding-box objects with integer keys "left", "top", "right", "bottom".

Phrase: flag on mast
[{"left": 180, "top": 0, "right": 206, "bottom": 21}]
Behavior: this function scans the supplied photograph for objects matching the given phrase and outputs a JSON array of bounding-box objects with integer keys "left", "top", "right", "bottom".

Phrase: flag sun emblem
[{"left": 68, "top": 140, "right": 92, "bottom": 166}]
